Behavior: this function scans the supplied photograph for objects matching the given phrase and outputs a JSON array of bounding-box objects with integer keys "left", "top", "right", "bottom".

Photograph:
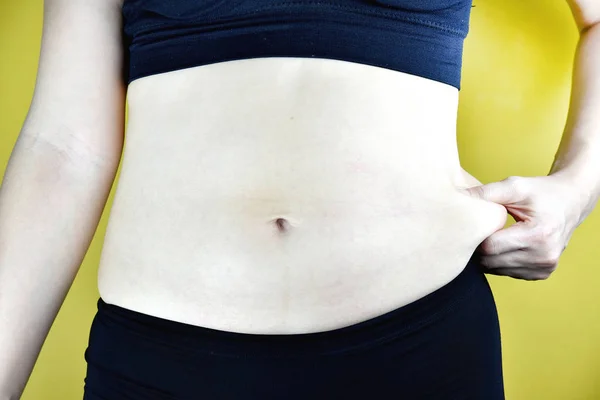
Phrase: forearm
[
  {"left": 549, "top": 22, "right": 600, "bottom": 221},
  {"left": 0, "top": 132, "right": 119, "bottom": 398}
]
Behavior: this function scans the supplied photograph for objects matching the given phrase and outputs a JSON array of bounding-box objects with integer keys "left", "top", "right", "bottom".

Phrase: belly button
[
  {"left": 270, "top": 217, "right": 297, "bottom": 234},
  {"left": 273, "top": 218, "right": 290, "bottom": 232}
]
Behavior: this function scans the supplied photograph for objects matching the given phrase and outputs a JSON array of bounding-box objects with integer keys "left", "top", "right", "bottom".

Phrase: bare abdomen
[{"left": 96, "top": 58, "right": 508, "bottom": 334}]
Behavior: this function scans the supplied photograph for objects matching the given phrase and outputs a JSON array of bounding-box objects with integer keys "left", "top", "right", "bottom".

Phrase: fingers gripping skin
[{"left": 462, "top": 175, "right": 583, "bottom": 281}]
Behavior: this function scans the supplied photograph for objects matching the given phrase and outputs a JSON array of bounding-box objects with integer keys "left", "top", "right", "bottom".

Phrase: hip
[{"left": 85, "top": 256, "right": 504, "bottom": 399}]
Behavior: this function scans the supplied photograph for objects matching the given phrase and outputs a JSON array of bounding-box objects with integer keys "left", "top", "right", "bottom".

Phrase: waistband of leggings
[{"left": 95, "top": 255, "right": 487, "bottom": 358}]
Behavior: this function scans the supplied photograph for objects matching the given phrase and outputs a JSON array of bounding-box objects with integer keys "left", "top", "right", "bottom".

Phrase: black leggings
[{"left": 83, "top": 255, "right": 504, "bottom": 399}]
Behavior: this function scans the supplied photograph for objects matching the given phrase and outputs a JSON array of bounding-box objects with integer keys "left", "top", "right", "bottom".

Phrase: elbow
[{"left": 16, "top": 128, "right": 123, "bottom": 176}]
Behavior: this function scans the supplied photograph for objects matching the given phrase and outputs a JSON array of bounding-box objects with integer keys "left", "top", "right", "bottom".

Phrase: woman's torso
[{"left": 97, "top": 57, "right": 507, "bottom": 334}]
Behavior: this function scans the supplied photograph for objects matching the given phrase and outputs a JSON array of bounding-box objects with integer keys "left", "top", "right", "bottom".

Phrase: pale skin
[
  {"left": 462, "top": 0, "right": 600, "bottom": 280},
  {"left": 25, "top": 0, "right": 599, "bottom": 285},
  {"left": 0, "top": 0, "right": 599, "bottom": 397}
]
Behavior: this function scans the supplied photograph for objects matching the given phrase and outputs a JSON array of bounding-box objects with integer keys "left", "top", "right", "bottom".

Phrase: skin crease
[{"left": 0, "top": 0, "right": 599, "bottom": 397}]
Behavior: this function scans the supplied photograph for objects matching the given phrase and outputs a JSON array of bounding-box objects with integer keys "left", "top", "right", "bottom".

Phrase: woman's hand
[{"left": 460, "top": 174, "right": 590, "bottom": 281}]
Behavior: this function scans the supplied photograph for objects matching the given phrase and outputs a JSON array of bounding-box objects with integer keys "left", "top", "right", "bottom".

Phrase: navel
[
  {"left": 273, "top": 217, "right": 292, "bottom": 233},
  {"left": 268, "top": 214, "right": 301, "bottom": 236}
]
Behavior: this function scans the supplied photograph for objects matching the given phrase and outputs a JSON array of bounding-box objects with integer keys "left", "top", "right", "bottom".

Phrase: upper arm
[
  {"left": 566, "top": 0, "right": 600, "bottom": 33},
  {"left": 21, "top": 0, "right": 126, "bottom": 167}
]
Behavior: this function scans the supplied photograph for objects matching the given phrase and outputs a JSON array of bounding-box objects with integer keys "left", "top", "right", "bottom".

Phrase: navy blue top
[{"left": 122, "top": 0, "right": 474, "bottom": 89}]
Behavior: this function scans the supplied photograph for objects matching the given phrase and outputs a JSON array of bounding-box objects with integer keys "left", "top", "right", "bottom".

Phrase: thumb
[{"left": 461, "top": 176, "right": 526, "bottom": 205}]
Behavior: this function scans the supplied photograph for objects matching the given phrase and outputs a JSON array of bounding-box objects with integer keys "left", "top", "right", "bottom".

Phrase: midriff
[{"left": 97, "top": 57, "right": 508, "bottom": 334}]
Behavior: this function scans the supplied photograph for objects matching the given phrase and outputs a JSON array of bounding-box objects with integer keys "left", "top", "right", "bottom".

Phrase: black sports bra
[{"left": 122, "top": 0, "right": 474, "bottom": 89}]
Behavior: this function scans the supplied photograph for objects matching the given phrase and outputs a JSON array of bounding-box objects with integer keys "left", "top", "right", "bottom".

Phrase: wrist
[{"left": 549, "top": 165, "right": 600, "bottom": 225}]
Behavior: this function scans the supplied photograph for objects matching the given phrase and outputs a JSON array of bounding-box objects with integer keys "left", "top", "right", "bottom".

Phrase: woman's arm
[
  {"left": 0, "top": 0, "right": 125, "bottom": 397},
  {"left": 549, "top": 0, "right": 600, "bottom": 224},
  {"left": 460, "top": 1, "right": 600, "bottom": 280}
]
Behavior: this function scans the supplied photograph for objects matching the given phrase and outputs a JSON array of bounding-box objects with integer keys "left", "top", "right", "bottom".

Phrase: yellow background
[{"left": 0, "top": 0, "right": 598, "bottom": 399}]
